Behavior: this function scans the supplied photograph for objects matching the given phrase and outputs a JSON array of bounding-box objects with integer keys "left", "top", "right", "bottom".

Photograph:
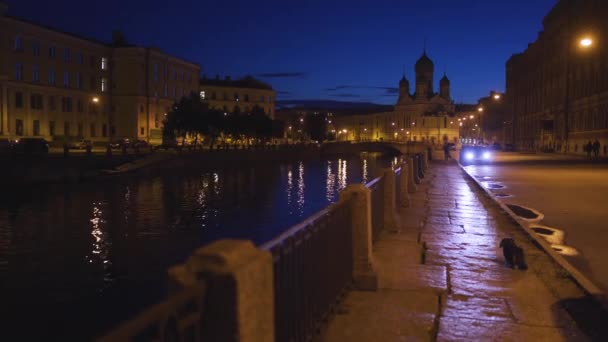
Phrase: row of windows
[
  {"left": 152, "top": 63, "right": 194, "bottom": 84},
  {"left": 13, "top": 35, "right": 108, "bottom": 70},
  {"left": 12, "top": 92, "right": 103, "bottom": 114},
  {"left": 14, "top": 119, "right": 108, "bottom": 138},
  {"left": 13, "top": 63, "right": 108, "bottom": 92},
  {"left": 199, "top": 90, "right": 274, "bottom": 103}
]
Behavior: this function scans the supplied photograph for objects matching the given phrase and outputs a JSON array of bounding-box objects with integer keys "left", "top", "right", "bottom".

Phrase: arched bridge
[{"left": 320, "top": 141, "right": 430, "bottom": 157}]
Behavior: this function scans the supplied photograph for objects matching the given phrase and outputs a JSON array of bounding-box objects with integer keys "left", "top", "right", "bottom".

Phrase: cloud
[
  {"left": 325, "top": 85, "right": 398, "bottom": 95},
  {"left": 255, "top": 72, "right": 307, "bottom": 79}
]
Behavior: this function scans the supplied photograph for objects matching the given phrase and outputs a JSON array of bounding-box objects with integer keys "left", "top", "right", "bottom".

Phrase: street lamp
[
  {"left": 580, "top": 37, "right": 593, "bottom": 48},
  {"left": 92, "top": 97, "right": 99, "bottom": 103},
  {"left": 493, "top": 94, "right": 501, "bottom": 100}
]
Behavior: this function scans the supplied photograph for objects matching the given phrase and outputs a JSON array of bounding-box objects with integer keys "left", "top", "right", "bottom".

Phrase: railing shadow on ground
[{"left": 100, "top": 150, "right": 431, "bottom": 342}]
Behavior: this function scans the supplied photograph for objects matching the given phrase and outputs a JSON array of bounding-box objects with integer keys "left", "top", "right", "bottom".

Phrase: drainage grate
[
  {"left": 485, "top": 183, "right": 506, "bottom": 190},
  {"left": 532, "top": 227, "right": 554, "bottom": 235}
]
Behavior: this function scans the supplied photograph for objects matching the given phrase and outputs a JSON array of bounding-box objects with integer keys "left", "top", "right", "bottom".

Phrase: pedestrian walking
[
  {"left": 586, "top": 141, "right": 592, "bottom": 158},
  {"left": 593, "top": 140, "right": 600, "bottom": 158},
  {"left": 443, "top": 142, "right": 451, "bottom": 161}
]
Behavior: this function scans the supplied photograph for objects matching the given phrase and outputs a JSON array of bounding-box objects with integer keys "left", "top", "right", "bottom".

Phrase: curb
[{"left": 458, "top": 161, "right": 608, "bottom": 311}]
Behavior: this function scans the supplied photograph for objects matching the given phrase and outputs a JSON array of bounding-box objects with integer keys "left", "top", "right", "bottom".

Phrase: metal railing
[
  {"left": 366, "top": 176, "right": 385, "bottom": 243},
  {"left": 260, "top": 198, "right": 354, "bottom": 342},
  {"left": 99, "top": 285, "right": 205, "bottom": 341}
]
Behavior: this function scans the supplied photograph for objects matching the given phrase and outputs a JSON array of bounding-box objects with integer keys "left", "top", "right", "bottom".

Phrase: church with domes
[{"left": 334, "top": 51, "right": 460, "bottom": 144}]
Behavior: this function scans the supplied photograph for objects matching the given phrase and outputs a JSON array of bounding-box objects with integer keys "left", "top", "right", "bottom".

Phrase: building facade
[
  {"left": 199, "top": 75, "right": 276, "bottom": 119},
  {"left": 0, "top": 4, "right": 200, "bottom": 144},
  {"left": 334, "top": 52, "right": 460, "bottom": 144},
  {"left": 506, "top": 0, "right": 608, "bottom": 153}
]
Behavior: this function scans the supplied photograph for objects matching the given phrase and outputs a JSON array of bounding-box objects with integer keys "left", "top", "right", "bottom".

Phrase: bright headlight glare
[
  {"left": 465, "top": 152, "right": 474, "bottom": 160},
  {"left": 483, "top": 152, "right": 491, "bottom": 160}
]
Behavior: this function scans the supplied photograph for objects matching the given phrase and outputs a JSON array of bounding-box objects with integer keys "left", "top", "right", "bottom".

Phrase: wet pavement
[
  {"left": 318, "top": 160, "right": 598, "bottom": 341},
  {"left": 464, "top": 153, "right": 608, "bottom": 294}
]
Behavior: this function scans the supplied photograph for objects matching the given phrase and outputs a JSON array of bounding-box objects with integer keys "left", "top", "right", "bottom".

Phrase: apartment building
[
  {"left": 0, "top": 4, "right": 200, "bottom": 144},
  {"left": 199, "top": 75, "right": 276, "bottom": 119}
]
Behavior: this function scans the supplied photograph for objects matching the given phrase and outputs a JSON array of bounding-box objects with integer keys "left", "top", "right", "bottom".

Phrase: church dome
[
  {"left": 399, "top": 75, "right": 409, "bottom": 86},
  {"left": 440, "top": 74, "right": 450, "bottom": 84},
  {"left": 415, "top": 52, "right": 434, "bottom": 73}
]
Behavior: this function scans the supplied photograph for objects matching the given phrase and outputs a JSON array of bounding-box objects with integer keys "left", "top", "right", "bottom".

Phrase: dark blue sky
[{"left": 9, "top": 0, "right": 556, "bottom": 104}]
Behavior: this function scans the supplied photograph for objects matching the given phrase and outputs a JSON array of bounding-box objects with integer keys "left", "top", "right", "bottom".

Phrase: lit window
[
  {"left": 200, "top": 91, "right": 206, "bottom": 100},
  {"left": 101, "top": 57, "right": 108, "bottom": 70},
  {"left": 14, "top": 35, "right": 23, "bottom": 51},
  {"left": 14, "top": 63, "right": 23, "bottom": 81},
  {"left": 101, "top": 77, "right": 108, "bottom": 92}
]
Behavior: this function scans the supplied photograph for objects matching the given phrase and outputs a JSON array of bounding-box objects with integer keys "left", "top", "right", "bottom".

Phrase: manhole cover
[
  {"left": 486, "top": 183, "right": 505, "bottom": 190},
  {"left": 506, "top": 204, "right": 544, "bottom": 221}
]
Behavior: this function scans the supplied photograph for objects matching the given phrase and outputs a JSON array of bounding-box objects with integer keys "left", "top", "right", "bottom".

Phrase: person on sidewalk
[
  {"left": 593, "top": 140, "right": 600, "bottom": 158},
  {"left": 443, "top": 142, "right": 451, "bottom": 161},
  {"left": 586, "top": 141, "right": 593, "bottom": 158}
]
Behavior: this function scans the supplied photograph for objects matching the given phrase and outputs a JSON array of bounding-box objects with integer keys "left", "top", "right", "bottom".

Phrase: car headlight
[
  {"left": 465, "top": 152, "right": 474, "bottom": 160},
  {"left": 482, "top": 152, "right": 491, "bottom": 160}
]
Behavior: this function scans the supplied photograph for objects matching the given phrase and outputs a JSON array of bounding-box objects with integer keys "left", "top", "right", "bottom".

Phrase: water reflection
[{"left": 0, "top": 155, "right": 391, "bottom": 339}]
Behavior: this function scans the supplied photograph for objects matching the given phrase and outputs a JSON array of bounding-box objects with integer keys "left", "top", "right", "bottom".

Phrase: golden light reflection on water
[
  {"left": 297, "top": 162, "right": 305, "bottom": 215},
  {"left": 362, "top": 158, "right": 369, "bottom": 184},
  {"left": 88, "top": 202, "right": 112, "bottom": 284},
  {"left": 286, "top": 167, "right": 293, "bottom": 209},
  {"left": 326, "top": 161, "right": 336, "bottom": 203},
  {"left": 337, "top": 159, "right": 348, "bottom": 191}
]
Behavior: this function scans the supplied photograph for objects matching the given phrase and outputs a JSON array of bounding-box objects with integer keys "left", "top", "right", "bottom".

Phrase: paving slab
[{"left": 319, "top": 290, "right": 439, "bottom": 342}]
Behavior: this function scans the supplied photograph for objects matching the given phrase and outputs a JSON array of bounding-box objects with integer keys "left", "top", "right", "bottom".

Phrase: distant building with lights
[
  {"left": 199, "top": 75, "right": 276, "bottom": 119},
  {"left": 0, "top": 3, "right": 200, "bottom": 144},
  {"left": 506, "top": 0, "right": 608, "bottom": 153},
  {"left": 333, "top": 51, "right": 460, "bottom": 144}
]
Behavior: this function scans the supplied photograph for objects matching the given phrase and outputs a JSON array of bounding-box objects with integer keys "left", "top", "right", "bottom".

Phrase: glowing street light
[
  {"left": 580, "top": 37, "right": 593, "bottom": 48},
  {"left": 493, "top": 94, "right": 501, "bottom": 100},
  {"left": 470, "top": 115, "right": 475, "bottom": 119},
  {"left": 299, "top": 118, "right": 304, "bottom": 123},
  {"left": 391, "top": 122, "right": 395, "bottom": 126},
  {"left": 477, "top": 107, "right": 484, "bottom": 112},
  {"left": 92, "top": 97, "right": 100, "bottom": 103}
]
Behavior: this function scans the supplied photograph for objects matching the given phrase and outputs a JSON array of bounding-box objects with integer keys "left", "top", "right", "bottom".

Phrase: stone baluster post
[
  {"left": 399, "top": 162, "right": 411, "bottom": 206},
  {"left": 408, "top": 157, "right": 417, "bottom": 192},
  {"left": 412, "top": 156, "right": 421, "bottom": 184},
  {"left": 339, "top": 185, "right": 378, "bottom": 291},
  {"left": 168, "top": 240, "right": 274, "bottom": 342},
  {"left": 382, "top": 167, "right": 397, "bottom": 231}
]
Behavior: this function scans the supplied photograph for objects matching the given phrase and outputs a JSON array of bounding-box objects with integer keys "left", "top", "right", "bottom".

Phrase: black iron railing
[
  {"left": 260, "top": 198, "right": 354, "bottom": 342},
  {"left": 99, "top": 285, "right": 205, "bottom": 341},
  {"left": 366, "top": 176, "right": 385, "bottom": 243}
]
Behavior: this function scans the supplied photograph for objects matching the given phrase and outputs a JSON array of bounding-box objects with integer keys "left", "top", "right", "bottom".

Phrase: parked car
[
  {"left": 76, "top": 140, "right": 92, "bottom": 149},
  {"left": 0, "top": 138, "right": 14, "bottom": 154},
  {"left": 109, "top": 138, "right": 131, "bottom": 149},
  {"left": 459, "top": 145, "right": 493, "bottom": 166},
  {"left": 132, "top": 140, "right": 149, "bottom": 148},
  {"left": 13, "top": 138, "right": 49, "bottom": 155}
]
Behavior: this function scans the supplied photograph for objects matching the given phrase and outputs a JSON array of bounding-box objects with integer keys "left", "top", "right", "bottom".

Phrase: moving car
[
  {"left": 13, "top": 138, "right": 49, "bottom": 155},
  {"left": 459, "top": 145, "right": 493, "bottom": 165}
]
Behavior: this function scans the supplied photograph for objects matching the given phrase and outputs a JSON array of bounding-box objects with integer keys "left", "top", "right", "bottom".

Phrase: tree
[
  {"left": 305, "top": 112, "right": 327, "bottom": 142},
  {"left": 162, "top": 92, "right": 209, "bottom": 145}
]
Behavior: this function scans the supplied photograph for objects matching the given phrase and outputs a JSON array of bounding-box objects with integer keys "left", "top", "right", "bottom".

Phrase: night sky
[{"left": 9, "top": 0, "right": 556, "bottom": 105}]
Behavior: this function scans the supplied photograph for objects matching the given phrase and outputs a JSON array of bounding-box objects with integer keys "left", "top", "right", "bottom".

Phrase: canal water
[{"left": 0, "top": 154, "right": 393, "bottom": 339}]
